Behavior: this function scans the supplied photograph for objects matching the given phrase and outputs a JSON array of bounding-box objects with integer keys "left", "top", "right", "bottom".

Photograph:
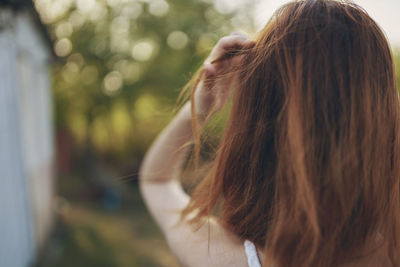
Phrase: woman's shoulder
[{"left": 165, "top": 217, "right": 250, "bottom": 267}]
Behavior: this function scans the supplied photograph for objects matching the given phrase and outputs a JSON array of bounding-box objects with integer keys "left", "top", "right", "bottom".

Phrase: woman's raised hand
[{"left": 194, "top": 32, "right": 254, "bottom": 116}]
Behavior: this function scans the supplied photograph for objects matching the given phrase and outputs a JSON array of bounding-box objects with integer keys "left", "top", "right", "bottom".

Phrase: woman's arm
[
  {"left": 139, "top": 32, "right": 254, "bottom": 233},
  {"left": 138, "top": 102, "right": 193, "bottom": 231}
]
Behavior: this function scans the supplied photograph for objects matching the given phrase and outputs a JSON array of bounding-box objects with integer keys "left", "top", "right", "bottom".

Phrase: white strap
[{"left": 244, "top": 240, "right": 262, "bottom": 267}]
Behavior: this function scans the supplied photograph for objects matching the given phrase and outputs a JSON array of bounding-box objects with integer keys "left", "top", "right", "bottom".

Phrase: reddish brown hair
[{"left": 182, "top": 0, "right": 400, "bottom": 266}]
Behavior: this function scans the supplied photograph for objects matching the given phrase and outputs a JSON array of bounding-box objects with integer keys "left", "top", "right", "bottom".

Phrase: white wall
[
  {"left": 15, "top": 8, "right": 55, "bottom": 253},
  {"left": 0, "top": 7, "right": 54, "bottom": 267}
]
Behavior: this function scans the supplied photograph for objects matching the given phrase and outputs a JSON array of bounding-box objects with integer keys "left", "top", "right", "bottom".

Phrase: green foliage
[
  {"left": 43, "top": 0, "right": 255, "bottom": 166},
  {"left": 34, "top": 3, "right": 255, "bottom": 262},
  {"left": 36, "top": 181, "right": 179, "bottom": 267}
]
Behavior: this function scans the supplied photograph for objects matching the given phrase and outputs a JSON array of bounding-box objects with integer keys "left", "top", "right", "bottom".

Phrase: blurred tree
[
  {"left": 33, "top": 0, "right": 256, "bottom": 174},
  {"left": 33, "top": 0, "right": 400, "bottom": 176}
]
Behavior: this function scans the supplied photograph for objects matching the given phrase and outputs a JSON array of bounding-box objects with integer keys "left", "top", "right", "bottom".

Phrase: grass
[{"left": 36, "top": 174, "right": 179, "bottom": 267}]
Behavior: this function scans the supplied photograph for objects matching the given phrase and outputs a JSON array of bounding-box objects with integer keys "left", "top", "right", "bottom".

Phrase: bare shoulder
[
  {"left": 165, "top": 217, "right": 249, "bottom": 267},
  {"left": 140, "top": 180, "right": 249, "bottom": 266}
]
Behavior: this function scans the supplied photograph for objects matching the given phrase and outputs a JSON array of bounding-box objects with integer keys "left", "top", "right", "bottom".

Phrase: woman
[{"left": 139, "top": 0, "right": 400, "bottom": 266}]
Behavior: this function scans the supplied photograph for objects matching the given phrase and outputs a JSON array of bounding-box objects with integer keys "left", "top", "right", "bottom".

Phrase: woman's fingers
[
  {"left": 211, "top": 36, "right": 249, "bottom": 59},
  {"left": 206, "top": 33, "right": 253, "bottom": 64},
  {"left": 230, "top": 54, "right": 246, "bottom": 66},
  {"left": 195, "top": 32, "right": 253, "bottom": 114}
]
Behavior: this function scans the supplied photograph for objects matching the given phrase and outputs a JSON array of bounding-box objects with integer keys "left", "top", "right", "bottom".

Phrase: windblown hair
[{"left": 182, "top": 0, "right": 400, "bottom": 266}]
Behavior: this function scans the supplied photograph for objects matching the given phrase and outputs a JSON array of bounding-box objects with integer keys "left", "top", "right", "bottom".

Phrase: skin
[{"left": 139, "top": 32, "right": 256, "bottom": 267}]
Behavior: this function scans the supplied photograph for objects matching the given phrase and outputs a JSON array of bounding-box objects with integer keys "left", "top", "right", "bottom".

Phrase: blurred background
[{"left": 0, "top": 0, "right": 399, "bottom": 266}]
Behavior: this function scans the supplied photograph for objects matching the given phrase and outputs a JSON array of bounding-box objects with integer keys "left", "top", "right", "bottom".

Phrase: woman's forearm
[{"left": 139, "top": 102, "right": 194, "bottom": 183}]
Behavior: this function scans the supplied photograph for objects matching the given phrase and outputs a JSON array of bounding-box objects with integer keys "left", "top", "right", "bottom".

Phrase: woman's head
[{"left": 183, "top": 0, "right": 400, "bottom": 266}]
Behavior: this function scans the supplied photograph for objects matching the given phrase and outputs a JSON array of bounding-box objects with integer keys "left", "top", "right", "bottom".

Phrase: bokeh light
[
  {"left": 131, "top": 40, "right": 156, "bottom": 62},
  {"left": 149, "top": 0, "right": 169, "bottom": 17},
  {"left": 167, "top": 31, "right": 189, "bottom": 50},
  {"left": 54, "top": 38, "right": 72, "bottom": 57},
  {"left": 55, "top": 21, "right": 73, "bottom": 38},
  {"left": 103, "top": 71, "right": 123, "bottom": 95}
]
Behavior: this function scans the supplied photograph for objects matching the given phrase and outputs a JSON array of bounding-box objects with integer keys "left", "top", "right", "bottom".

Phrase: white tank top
[{"left": 244, "top": 240, "right": 262, "bottom": 267}]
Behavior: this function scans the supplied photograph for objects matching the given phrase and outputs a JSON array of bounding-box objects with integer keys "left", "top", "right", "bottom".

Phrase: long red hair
[{"left": 182, "top": 0, "right": 400, "bottom": 266}]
